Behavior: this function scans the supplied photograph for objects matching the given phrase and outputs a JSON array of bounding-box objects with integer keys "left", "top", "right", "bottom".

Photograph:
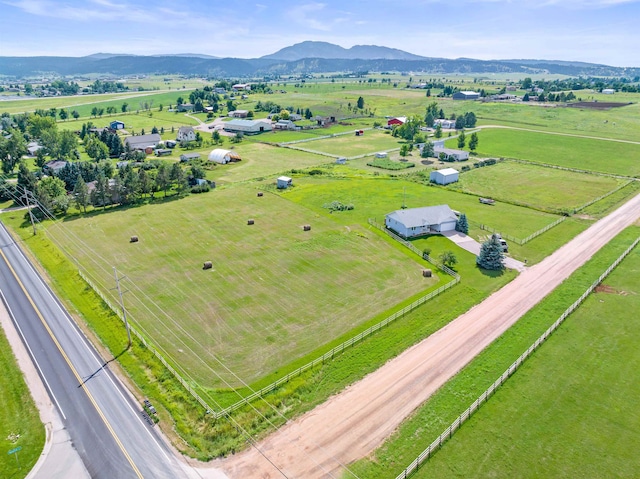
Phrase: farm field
[
  {"left": 295, "top": 129, "right": 402, "bottom": 157},
  {"left": 0, "top": 322, "right": 44, "bottom": 478},
  {"left": 57, "top": 109, "right": 200, "bottom": 132},
  {"left": 452, "top": 127, "right": 640, "bottom": 176},
  {"left": 45, "top": 184, "right": 434, "bottom": 388},
  {"left": 410, "top": 235, "right": 640, "bottom": 478},
  {"left": 450, "top": 161, "right": 628, "bottom": 212},
  {"left": 207, "top": 143, "right": 331, "bottom": 183},
  {"left": 349, "top": 225, "right": 640, "bottom": 479}
]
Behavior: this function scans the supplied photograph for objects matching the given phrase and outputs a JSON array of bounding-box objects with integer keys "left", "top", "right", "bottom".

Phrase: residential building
[
  {"left": 385, "top": 205, "right": 458, "bottom": 238},
  {"left": 452, "top": 91, "right": 480, "bottom": 100},
  {"left": 177, "top": 126, "right": 196, "bottom": 142}
]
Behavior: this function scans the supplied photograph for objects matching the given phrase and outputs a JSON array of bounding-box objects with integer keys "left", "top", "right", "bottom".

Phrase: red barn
[{"left": 387, "top": 116, "right": 407, "bottom": 127}]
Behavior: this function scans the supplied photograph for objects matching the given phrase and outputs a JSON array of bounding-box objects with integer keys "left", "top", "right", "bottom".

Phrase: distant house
[
  {"left": 452, "top": 91, "right": 480, "bottom": 101},
  {"left": 208, "top": 148, "right": 241, "bottom": 164},
  {"left": 228, "top": 110, "right": 249, "bottom": 118},
  {"left": 110, "top": 120, "right": 125, "bottom": 130},
  {"left": 177, "top": 103, "right": 194, "bottom": 112},
  {"left": 124, "top": 133, "right": 162, "bottom": 151},
  {"left": 223, "top": 119, "right": 272, "bottom": 135},
  {"left": 27, "top": 141, "right": 43, "bottom": 156},
  {"left": 43, "top": 160, "right": 68, "bottom": 174},
  {"left": 602, "top": 88, "right": 615, "bottom": 94},
  {"left": 430, "top": 168, "right": 459, "bottom": 185},
  {"left": 434, "top": 146, "right": 469, "bottom": 161},
  {"left": 274, "top": 119, "right": 297, "bottom": 130},
  {"left": 180, "top": 153, "right": 201, "bottom": 162},
  {"left": 214, "top": 87, "right": 226, "bottom": 95},
  {"left": 315, "top": 116, "right": 336, "bottom": 127},
  {"left": 177, "top": 126, "right": 196, "bottom": 142},
  {"left": 385, "top": 205, "right": 458, "bottom": 238},
  {"left": 232, "top": 83, "right": 251, "bottom": 91},
  {"left": 387, "top": 117, "right": 406, "bottom": 127},
  {"left": 433, "top": 119, "right": 456, "bottom": 129},
  {"left": 277, "top": 176, "right": 292, "bottom": 189}
]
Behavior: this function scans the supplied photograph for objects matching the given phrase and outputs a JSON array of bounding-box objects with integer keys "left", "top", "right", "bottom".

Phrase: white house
[
  {"left": 602, "top": 88, "right": 615, "bottom": 94},
  {"left": 274, "top": 119, "right": 297, "bottom": 130},
  {"left": 434, "top": 146, "right": 469, "bottom": 161},
  {"left": 228, "top": 110, "right": 249, "bottom": 118},
  {"left": 277, "top": 176, "right": 292, "bottom": 189},
  {"left": 385, "top": 205, "right": 458, "bottom": 238},
  {"left": 433, "top": 119, "right": 456, "bottom": 129},
  {"left": 177, "top": 126, "right": 196, "bottom": 142},
  {"left": 124, "top": 133, "right": 162, "bottom": 151},
  {"left": 223, "top": 119, "right": 272, "bottom": 135},
  {"left": 232, "top": 83, "right": 251, "bottom": 91},
  {"left": 208, "top": 149, "right": 241, "bottom": 164},
  {"left": 430, "top": 168, "right": 459, "bottom": 185}
]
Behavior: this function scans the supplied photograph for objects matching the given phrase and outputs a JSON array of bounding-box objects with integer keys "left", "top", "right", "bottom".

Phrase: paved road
[
  {"left": 0, "top": 222, "right": 191, "bottom": 479},
  {"left": 222, "top": 192, "right": 640, "bottom": 478}
]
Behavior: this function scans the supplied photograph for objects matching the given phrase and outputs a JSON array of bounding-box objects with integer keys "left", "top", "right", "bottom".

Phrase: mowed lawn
[
  {"left": 414, "top": 245, "right": 640, "bottom": 478},
  {"left": 47, "top": 185, "right": 433, "bottom": 388},
  {"left": 451, "top": 161, "right": 626, "bottom": 212},
  {"left": 298, "top": 129, "right": 403, "bottom": 157},
  {"left": 454, "top": 128, "right": 640, "bottom": 176}
]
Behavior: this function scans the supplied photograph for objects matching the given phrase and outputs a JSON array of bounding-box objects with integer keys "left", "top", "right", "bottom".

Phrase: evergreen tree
[
  {"left": 476, "top": 234, "right": 505, "bottom": 270},
  {"left": 73, "top": 174, "right": 89, "bottom": 213},
  {"left": 457, "top": 130, "right": 466, "bottom": 149},
  {"left": 455, "top": 213, "right": 469, "bottom": 234},
  {"left": 469, "top": 132, "right": 479, "bottom": 153},
  {"left": 421, "top": 141, "right": 434, "bottom": 158}
]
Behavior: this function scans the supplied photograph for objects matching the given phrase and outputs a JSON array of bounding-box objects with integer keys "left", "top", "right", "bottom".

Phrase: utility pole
[
  {"left": 113, "top": 267, "right": 132, "bottom": 349},
  {"left": 23, "top": 192, "right": 36, "bottom": 235}
]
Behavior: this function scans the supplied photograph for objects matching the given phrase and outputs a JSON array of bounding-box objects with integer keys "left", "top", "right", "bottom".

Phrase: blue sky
[{"left": 1, "top": 0, "right": 639, "bottom": 66}]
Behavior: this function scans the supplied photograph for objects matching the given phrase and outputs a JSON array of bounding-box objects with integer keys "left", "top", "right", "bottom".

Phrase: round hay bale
[
  {"left": 203, "top": 261, "right": 213, "bottom": 270},
  {"left": 422, "top": 269, "right": 432, "bottom": 278},
  {"left": 303, "top": 225, "right": 311, "bottom": 231},
  {"left": 130, "top": 235, "right": 139, "bottom": 243},
  {"left": 257, "top": 192, "right": 264, "bottom": 197},
  {"left": 247, "top": 219, "right": 255, "bottom": 225}
]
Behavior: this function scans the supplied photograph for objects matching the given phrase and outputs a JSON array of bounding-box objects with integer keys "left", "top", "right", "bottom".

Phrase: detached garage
[
  {"left": 385, "top": 205, "right": 458, "bottom": 238},
  {"left": 430, "top": 168, "right": 459, "bottom": 185}
]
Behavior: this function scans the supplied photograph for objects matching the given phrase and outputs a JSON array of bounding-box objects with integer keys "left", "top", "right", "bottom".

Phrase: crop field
[
  {"left": 453, "top": 127, "right": 640, "bottom": 176},
  {"left": 410, "top": 238, "right": 640, "bottom": 478},
  {"left": 295, "top": 129, "right": 403, "bottom": 157},
  {"left": 46, "top": 184, "right": 433, "bottom": 388},
  {"left": 450, "top": 161, "right": 627, "bottom": 212},
  {"left": 282, "top": 177, "right": 560, "bottom": 241}
]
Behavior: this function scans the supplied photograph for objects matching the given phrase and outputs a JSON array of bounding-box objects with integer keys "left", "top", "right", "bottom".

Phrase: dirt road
[{"left": 220, "top": 191, "right": 640, "bottom": 479}]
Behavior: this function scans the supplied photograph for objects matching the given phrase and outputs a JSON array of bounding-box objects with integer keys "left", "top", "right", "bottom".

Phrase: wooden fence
[{"left": 393, "top": 235, "right": 640, "bottom": 479}]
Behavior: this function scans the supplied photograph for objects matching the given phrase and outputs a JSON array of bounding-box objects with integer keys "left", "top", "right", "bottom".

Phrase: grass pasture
[
  {"left": 458, "top": 128, "right": 640, "bottom": 176},
  {"left": 451, "top": 161, "right": 627, "bottom": 213},
  {"left": 294, "top": 129, "right": 402, "bottom": 157},
  {"left": 409, "top": 234, "right": 640, "bottom": 478},
  {"left": 46, "top": 184, "right": 434, "bottom": 388}
]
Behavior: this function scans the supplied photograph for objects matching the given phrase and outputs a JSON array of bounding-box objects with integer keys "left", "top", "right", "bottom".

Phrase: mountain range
[{"left": 1, "top": 41, "right": 637, "bottom": 79}]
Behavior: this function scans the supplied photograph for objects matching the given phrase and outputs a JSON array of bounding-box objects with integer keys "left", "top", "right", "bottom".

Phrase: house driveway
[{"left": 442, "top": 230, "right": 527, "bottom": 272}]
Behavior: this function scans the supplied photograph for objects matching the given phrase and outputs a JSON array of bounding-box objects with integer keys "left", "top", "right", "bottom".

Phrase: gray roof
[
  {"left": 386, "top": 205, "right": 457, "bottom": 228},
  {"left": 178, "top": 126, "right": 194, "bottom": 134},
  {"left": 124, "top": 133, "right": 161, "bottom": 148},
  {"left": 225, "top": 119, "right": 270, "bottom": 127}
]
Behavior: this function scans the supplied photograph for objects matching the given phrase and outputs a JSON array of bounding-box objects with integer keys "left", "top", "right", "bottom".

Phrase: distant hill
[
  {"left": 261, "top": 41, "right": 426, "bottom": 61},
  {"left": 0, "top": 42, "right": 638, "bottom": 78}
]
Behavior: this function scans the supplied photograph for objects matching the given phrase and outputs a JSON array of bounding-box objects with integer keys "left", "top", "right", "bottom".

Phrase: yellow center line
[{"left": 0, "top": 248, "right": 144, "bottom": 479}]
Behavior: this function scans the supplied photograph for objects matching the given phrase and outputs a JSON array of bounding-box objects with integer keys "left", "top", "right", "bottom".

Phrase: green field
[
  {"left": 455, "top": 127, "right": 640, "bottom": 176},
  {"left": 411, "top": 237, "right": 640, "bottom": 478},
  {"left": 46, "top": 184, "right": 434, "bottom": 388},
  {"left": 296, "top": 129, "right": 402, "bottom": 157},
  {"left": 349, "top": 226, "right": 640, "bottom": 478},
  {"left": 450, "top": 161, "right": 627, "bottom": 212},
  {"left": 0, "top": 326, "right": 44, "bottom": 478}
]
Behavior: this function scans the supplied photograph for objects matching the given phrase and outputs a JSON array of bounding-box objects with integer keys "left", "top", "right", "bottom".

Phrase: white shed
[
  {"left": 375, "top": 151, "right": 388, "bottom": 158},
  {"left": 208, "top": 149, "right": 242, "bottom": 164},
  {"left": 385, "top": 205, "right": 458, "bottom": 238},
  {"left": 430, "top": 168, "right": 459, "bottom": 185},
  {"left": 277, "top": 176, "right": 292, "bottom": 189}
]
